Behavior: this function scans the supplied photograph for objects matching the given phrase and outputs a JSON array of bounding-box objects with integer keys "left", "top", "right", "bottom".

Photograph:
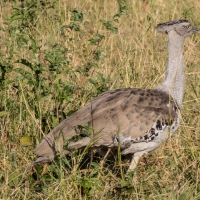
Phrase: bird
[{"left": 33, "top": 20, "right": 200, "bottom": 172}]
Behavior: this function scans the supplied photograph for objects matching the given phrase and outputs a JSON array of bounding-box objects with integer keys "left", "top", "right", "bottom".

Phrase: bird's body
[{"left": 34, "top": 20, "right": 200, "bottom": 171}]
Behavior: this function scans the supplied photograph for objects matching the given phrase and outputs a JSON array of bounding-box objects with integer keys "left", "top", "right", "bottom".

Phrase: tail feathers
[
  {"left": 34, "top": 137, "right": 54, "bottom": 154},
  {"left": 34, "top": 154, "right": 55, "bottom": 164},
  {"left": 34, "top": 136, "right": 56, "bottom": 164},
  {"left": 33, "top": 135, "right": 92, "bottom": 164}
]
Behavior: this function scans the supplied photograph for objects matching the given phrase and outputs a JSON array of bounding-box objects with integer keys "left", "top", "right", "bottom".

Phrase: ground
[{"left": 0, "top": 0, "right": 200, "bottom": 199}]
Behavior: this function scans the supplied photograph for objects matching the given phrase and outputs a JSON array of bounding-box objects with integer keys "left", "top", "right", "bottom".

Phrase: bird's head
[{"left": 156, "top": 20, "right": 200, "bottom": 37}]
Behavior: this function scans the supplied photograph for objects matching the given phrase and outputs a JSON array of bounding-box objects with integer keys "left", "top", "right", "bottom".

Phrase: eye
[{"left": 184, "top": 25, "right": 190, "bottom": 29}]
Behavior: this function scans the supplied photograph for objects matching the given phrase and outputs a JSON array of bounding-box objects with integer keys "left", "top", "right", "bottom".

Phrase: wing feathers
[{"left": 34, "top": 88, "right": 178, "bottom": 159}]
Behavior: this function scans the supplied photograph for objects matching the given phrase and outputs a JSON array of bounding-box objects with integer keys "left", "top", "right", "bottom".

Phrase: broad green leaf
[
  {"left": 0, "top": 111, "right": 9, "bottom": 117},
  {"left": 20, "top": 136, "right": 32, "bottom": 146},
  {"left": 52, "top": 116, "right": 59, "bottom": 127},
  {"left": 10, "top": 14, "right": 24, "bottom": 22}
]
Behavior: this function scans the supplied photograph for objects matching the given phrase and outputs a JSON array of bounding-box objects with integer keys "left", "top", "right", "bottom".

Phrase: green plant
[{"left": 1, "top": 0, "right": 200, "bottom": 199}]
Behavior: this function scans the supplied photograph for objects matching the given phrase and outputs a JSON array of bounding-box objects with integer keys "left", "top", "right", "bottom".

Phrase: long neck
[{"left": 157, "top": 31, "right": 185, "bottom": 108}]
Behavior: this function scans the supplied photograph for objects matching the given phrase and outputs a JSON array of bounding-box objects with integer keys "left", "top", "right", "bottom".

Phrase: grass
[{"left": 0, "top": 0, "right": 200, "bottom": 199}]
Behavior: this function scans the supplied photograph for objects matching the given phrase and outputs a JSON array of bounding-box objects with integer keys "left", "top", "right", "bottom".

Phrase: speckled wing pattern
[{"left": 34, "top": 88, "right": 179, "bottom": 162}]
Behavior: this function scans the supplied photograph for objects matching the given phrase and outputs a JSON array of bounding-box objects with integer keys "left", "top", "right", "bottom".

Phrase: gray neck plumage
[{"left": 157, "top": 30, "right": 185, "bottom": 109}]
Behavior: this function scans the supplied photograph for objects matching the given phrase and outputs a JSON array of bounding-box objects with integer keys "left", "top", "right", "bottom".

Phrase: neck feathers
[{"left": 157, "top": 30, "right": 185, "bottom": 108}]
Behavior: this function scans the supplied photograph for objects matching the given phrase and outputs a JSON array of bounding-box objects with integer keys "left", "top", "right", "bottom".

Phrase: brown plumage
[
  {"left": 34, "top": 20, "right": 200, "bottom": 171},
  {"left": 34, "top": 88, "right": 178, "bottom": 167}
]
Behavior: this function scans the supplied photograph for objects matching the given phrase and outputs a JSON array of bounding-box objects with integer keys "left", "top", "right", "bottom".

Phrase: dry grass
[{"left": 0, "top": 0, "right": 200, "bottom": 199}]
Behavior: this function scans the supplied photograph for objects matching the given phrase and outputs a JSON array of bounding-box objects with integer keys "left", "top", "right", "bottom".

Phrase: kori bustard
[{"left": 34, "top": 20, "right": 200, "bottom": 172}]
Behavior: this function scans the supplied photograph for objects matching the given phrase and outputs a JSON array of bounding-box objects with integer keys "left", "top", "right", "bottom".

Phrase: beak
[{"left": 191, "top": 27, "right": 200, "bottom": 34}]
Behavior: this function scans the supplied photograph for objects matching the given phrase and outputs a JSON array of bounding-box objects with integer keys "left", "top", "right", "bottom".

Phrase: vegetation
[{"left": 0, "top": 0, "right": 200, "bottom": 199}]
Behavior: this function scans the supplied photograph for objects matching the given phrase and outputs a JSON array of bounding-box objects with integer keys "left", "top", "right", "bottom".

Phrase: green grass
[{"left": 0, "top": 0, "right": 200, "bottom": 199}]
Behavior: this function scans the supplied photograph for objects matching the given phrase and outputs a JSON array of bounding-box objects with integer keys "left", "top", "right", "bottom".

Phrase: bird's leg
[
  {"left": 100, "top": 148, "right": 111, "bottom": 167},
  {"left": 127, "top": 156, "right": 140, "bottom": 172},
  {"left": 125, "top": 156, "right": 140, "bottom": 184},
  {"left": 42, "top": 163, "right": 49, "bottom": 175}
]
